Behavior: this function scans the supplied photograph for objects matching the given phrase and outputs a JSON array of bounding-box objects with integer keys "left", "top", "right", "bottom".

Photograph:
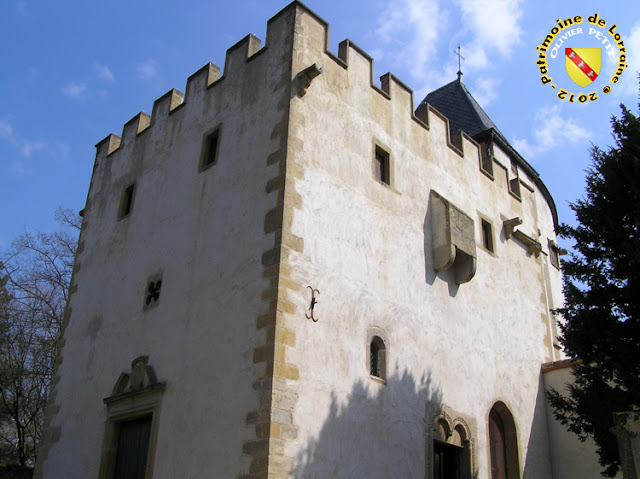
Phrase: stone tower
[{"left": 36, "top": 3, "right": 595, "bottom": 478}]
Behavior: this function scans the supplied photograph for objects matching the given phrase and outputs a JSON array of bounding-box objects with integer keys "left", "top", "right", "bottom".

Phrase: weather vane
[{"left": 454, "top": 45, "right": 465, "bottom": 79}]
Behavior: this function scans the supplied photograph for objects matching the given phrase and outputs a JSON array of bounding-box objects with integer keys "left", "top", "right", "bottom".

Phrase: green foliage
[{"left": 548, "top": 104, "right": 640, "bottom": 477}]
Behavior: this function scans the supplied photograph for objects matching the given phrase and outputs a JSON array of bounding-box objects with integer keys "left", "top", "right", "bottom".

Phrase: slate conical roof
[
  {"left": 419, "top": 75, "right": 507, "bottom": 142},
  {"left": 418, "top": 76, "right": 559, "bottom": 229}
]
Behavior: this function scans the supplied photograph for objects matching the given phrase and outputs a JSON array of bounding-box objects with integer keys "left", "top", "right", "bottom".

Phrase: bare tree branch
[{"left": 0, "top": 208, "right": 79, "bottom": 467}]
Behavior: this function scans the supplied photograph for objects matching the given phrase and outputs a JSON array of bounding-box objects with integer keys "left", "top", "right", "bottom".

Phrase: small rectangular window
[
  {"left": 549, "top": 241, "right": 561, "bottom": 269},
  {"left": 509, "top": 163, "right": 521, "bottom": 199},
  {"left": 200, "top": 128, "right": 220, "bottom": 170},
  {"left": 480, "top": 141, "right": 494, "bottom": 177},
  {"left": 481, "top": 219, "right": 494, "bottom": 253},
  {"left": 509, "top": 178, "right": 521, "bottom": 198},
  {"left": 118, "top": 184, "right": 135, "bottom": 219},
  {"left": 374, "top": 146, "right": 390, "bottom": 185}
]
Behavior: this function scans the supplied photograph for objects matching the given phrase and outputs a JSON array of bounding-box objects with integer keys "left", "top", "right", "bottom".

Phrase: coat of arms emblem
[{"left": 565, "top": 48, "right": 601, "bottom": 87}]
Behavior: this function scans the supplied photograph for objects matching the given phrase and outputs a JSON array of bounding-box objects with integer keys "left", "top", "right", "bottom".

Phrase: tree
[
  {"left": 548, "top": 103, "right": 640, "bottom": 477},
  {"left": 0, "top": 208, "right": 80, "bottom": 467}
]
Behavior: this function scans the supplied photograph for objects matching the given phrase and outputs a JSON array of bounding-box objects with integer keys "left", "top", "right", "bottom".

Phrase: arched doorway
[{"left": 488, "top": 402, "right": 520, "bottom": 479}]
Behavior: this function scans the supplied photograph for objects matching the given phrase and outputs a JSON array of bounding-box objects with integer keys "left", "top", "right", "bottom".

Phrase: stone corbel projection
[
  {"left": 504, "top": 217, "right": 542, "bottom": 256},
  {"left": 430, "top": 190, "right": 477, "bottom": 284}
]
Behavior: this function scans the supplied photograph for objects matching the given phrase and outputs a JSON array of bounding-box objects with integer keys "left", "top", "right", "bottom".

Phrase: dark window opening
[
  {"left": 434, "top": 441, "right": 460, "bottom": 479},
  {"left": 549, "top": 241, "right": 561, "bottom": 269},
  {"left": 369, "top": 336, "right": 386, "bottom": 379},
  {"left": 480, "top": 142, "right": 494, "bottom": 177},
  {"left": 509, "top": 178, "right": 521, "bottom": 198},
  {"left": 481, "top": 219, "right": 494, "bottom": 253},
  {"left": 374, "top": 146, "right": 390, "bottom": 185},
  {"left": 114, "top": 416, "right": 152, "bottom": 479},
  {"left": 201, "top": 129, "right": 220, "bottom": 170},
  {"left": 489, "top": 409, "right": 507, "bottom": 479},
  {"left": 508, "top": 164, "right": 521, "bottom": 199},
  {"left": 118, "top": 184, "right": 135, "bottom": 219},
  {"left": 370, "top": 341, "right": 379, "bottom": 376}
]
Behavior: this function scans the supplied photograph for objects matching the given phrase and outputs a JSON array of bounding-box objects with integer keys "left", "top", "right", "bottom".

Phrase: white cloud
[
  {"left": 471, "top": 77, "right": 500, "bottom": 106},
  {"left": 455, "top": 0, "right": 523, "bottom": 57},
  {"left": 20, "top": 139, "right": 45, "bottom": 157},
  {"left": 372, "top": 0, "right": 524, "bottom": 96},
  {"left": 460, "top": 41, "right": 490, "bottom": 70},
  {"left": 95, "top": 64, "right": 115, "bottom": 82},
  {"left": 450, "top": 0, "right": 523, "bottom": 82},
  {"left": 512, "top": 104, "right": 590, "bottom": 159},
  {"left": 59, "top": 64, "right": 114, "bottom": 101},
  {"left": 613, "top": 22, "right": 640, "bottom": 99},
  {"left": 376, "top": 5, "right": 405, "bottom": 43},
  {"left": 369, "top": 48, "right": 385, "bottom": 63},
  {"left": 375, "top": 0, "right": 448, "bottom": 83},
  {"left": 136, "top": 59, "right": 158, "bottom": 80},
  {"left": 0, "top": 118, "right": 51, "bottom": 166},
  {"left": 0, "top": 120, "right": 36, "bottom": 177},
  {"left": 0, "top": 120, "right": 16, "bottom": 145},
  {"left": 62, "top": 81, "right": 87, "bottom": 99}
]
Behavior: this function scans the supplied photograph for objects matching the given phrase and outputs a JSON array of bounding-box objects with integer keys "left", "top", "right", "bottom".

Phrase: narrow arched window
[{"left": 369, "top": 336, "right": 386, "bottom": 380}]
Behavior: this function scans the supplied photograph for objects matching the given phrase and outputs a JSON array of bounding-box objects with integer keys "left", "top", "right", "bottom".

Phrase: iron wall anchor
[{"left": 305, "top": 285, "right": 320, "bottom": 322}]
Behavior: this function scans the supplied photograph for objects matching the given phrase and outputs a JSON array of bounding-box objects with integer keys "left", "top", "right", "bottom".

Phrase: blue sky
[{"left": 1, "top": 0, "right": 639, "bottom": 249}]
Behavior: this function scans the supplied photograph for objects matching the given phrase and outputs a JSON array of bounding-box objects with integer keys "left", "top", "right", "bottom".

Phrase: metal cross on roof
[{"left": 454, "top": 45, "right": 465, "bottom": 80}]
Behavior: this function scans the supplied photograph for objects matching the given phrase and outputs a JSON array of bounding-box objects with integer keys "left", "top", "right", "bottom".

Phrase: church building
[{"left": 35, "top": 2, "right": 609, "bottom": 478}]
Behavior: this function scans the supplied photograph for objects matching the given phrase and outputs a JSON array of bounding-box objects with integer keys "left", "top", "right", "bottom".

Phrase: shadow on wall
[
  {"left": 522, "top": 373, "right": 553, "bottom": 479},
  {"left": 293, "top": 368, "right": 443, "bottom": 479}
]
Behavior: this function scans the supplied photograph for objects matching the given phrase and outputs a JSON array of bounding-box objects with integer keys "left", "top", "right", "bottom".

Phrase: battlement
[
  {"left": 326, "top": 36, "right": 474, "bottom": 159},
  {"left": 94, "top": 4, "right": 298, "bottom": 162},
  {"left": 92, "top": 0, "right": 556, "bottom": 235},
  {"left": 303, "top": 19, "right": 557, "bottom": 230},
  {"left": 95, "top": 1, "right": 473, "bottom": 162}
]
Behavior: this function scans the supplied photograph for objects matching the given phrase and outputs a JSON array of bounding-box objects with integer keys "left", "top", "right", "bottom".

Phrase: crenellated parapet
[
  {"left": 299, "top": 15, "right": 557, "bottom": 243},
  {"left": 328, "top": 36, "right": 475, "bottom": 160},
  {"left": 292, "top": 4, "right": 557, "bottom": 236},
  {"left": 121, "top": 112, "right": 151, "bottom": 145},
  {"left": 185, "top": 62, "right": 220, "bottom": 99},
  {"left": 151, "top": 89, "right": 184, "bottom": 121},
  {"left": 92, "top": 9, "right": 291, "bottom": 165},
  {"left": 91, "top": 0, "right": 556, "bottom": 256},
  {"left": 94, "top": 1, "right": 477, "bottom": 174}
]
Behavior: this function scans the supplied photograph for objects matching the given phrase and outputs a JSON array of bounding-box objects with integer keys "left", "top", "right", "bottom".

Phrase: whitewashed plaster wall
[
  {"left": 543, "top": 364, "right": 621, "bottom": 479},
  {"left": 38, "top": 10, "right": 295, "bottom": 479},
  {"left": 282, "top": 8, "right": 564, "bottom": 478}
]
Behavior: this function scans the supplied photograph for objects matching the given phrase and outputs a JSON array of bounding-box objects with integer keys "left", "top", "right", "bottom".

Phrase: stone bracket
[
  {"left": 296, "top": 63, "right": 323, "bottom": 97},
  {"left": 504, "top": 217, "right": 542, "bottom": 256}
]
